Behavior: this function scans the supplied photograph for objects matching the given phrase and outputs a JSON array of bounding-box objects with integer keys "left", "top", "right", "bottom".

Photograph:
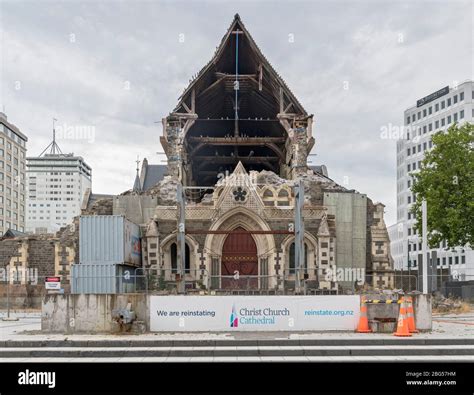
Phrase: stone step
[
  {"left": 2, "top": 337, "right": 474, "bottom": 348},
  {"left": 2, "top": 355, "right": 474, "bottom": 362},
  {"left": 1, "top": 345, "right": 474, "bottom": 358}
]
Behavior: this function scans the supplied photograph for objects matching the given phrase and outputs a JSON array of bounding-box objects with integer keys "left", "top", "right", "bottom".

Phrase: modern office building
[
  {"left": 0, "top": 112, "right": 28, "bottom": 234},
  {"left": 26, "top": 135, "right": 92, "bottom": 234},
  {"left": 390, "top": 80, "right": 474, "bottom": 280}
]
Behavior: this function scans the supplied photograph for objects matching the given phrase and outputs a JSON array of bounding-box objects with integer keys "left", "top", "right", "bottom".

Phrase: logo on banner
[{"left": 230, "top": 304, "right": 239, "bottom": 327}]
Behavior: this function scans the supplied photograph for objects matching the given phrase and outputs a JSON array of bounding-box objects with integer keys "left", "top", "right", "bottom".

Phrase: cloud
[{"left": 0, "top": 0, "right": 472, "bottom": 226}]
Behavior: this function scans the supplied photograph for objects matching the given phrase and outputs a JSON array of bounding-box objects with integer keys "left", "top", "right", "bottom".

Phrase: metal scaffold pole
[
  {"left": 294, "top": 179, "right": 305, "bottom": 294},
  {"left": 177, "top": 183, "right": 186, "bottom": 294},
  {"left": 421, "top": 199, "right": 428, "bottom": 294}
]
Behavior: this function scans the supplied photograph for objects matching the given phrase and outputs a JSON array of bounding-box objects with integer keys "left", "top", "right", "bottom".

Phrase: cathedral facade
[{"left": 106, "top": 15, "right": 395, "bottom": 293}]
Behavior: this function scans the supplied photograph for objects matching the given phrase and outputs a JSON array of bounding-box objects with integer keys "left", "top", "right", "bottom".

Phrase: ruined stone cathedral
[{"left": 86, "top": 14, "right": 394, "bottom": 293}]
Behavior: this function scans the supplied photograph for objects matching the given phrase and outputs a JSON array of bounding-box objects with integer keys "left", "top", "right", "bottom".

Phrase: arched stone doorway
[
  {"left": 203, "top": 207, "right": 276, "bottom": 290},
  {"left": 221, "top": 227, "right": 258, "bottom": 289}
]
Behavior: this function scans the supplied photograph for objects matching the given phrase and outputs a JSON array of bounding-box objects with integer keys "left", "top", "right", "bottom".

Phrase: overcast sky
[{"left": 0, "top": 0, "right": 472, "bottom": 225}]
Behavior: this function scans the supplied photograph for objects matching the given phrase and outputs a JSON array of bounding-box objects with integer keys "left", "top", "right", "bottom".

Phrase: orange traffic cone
[
  {"left": 405, "top": 296, "right": 419, "bottom": 333},
  {"left": 356, "top": 297, "right": 372, "bottom": 333},
  {"left": 394, "top": 297, "right": 412, "bottom": 337}
]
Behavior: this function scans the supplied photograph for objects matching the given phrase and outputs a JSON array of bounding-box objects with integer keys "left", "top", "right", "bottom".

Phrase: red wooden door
[{"left": 221, "top": 227, "right": 258, "bottom": 289}]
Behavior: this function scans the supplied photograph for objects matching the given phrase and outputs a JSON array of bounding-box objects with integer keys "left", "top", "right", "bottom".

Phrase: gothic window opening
[
  {"left": 170, "top": 242, "right": 191, "bottom": 273},
  {"left": 289, "top": 242, "right": 308, "bottom": 274}
]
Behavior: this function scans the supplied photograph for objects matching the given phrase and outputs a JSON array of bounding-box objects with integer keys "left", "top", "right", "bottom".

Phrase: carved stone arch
[
  {"left": 281, "top": 232, "right": 318, "bottom": 278},
  {"left": 261, "top": 186, "right": 276, "bottom": 207},
  {"left": 276, "top": 184, "right": 293, "bottom": 206},
  {"left": 203, "top": 207, "right": 276, "bottom": 287},
  {"left": 160, "top": 233, "right": 200, "bottom": 279}
]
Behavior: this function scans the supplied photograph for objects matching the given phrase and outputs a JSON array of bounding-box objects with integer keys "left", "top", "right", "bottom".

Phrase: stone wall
[
  {"left": 366, "top": 200, "right": 395, "bottom": 289},
  {"left": 0, "top": 223, "right": 78, "bottom": 307}
]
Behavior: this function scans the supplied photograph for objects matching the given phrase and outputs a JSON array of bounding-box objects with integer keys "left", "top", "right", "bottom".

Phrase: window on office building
[
  {"left": 435, "top": 103, "right": 439, "bottom": 111},
  {"left": 429, "top": 140, "right": 433, "bottom": 148},
  {"left": 417, "top": 112, "right": 421, "bottom": 120},
  {"left": 423, "top": 142, "right": 427, "bottom": 150},
  {"left": 447, "top": 115, "right": 451, "bottom": 124},
  {"left": 441, "top": 118, "right": 445, "bottom": 126},
  {"left": 460, "top": 92, "right": 464, "bottom": 101},
  {"left": 423, "top": 125, "right": 426, "bottom": 134},
  {"left": 435, "top": 120, "right": 439, "bottom": 129},
  {"left": 407, "top": 148, "right": 410, "bottom": 156},
  {"left": 407, "top": 164, "right": 411, "bottom": 172},
  {"left": 453, "top": 95, "right": 457, "bottom": 104},
  {"left": 447, "top": 98, "right": 451, "bottom": 106},
  {"left": 441, "top": 100, "right": 445, "bottom": 109},
  {"left": 460, "top": 110, "right": 464, "bottom": 119},
  {"left": 453, "top": 113, "right": 458, "bottom": 122},
  {"left": 423, "top": 109, "right": 427, "bottom": 117},
  {"left": 406, "top": 116, "right": 410, "bottom": 124},
  {"left": 449, "top": 257, "right": 452, "bottom": 265},
  {"left": 429, "top": 123, "right": 432, "bottom": 132},
  {"left": 428, "top": 106, "right": 432, "bottom": 115},
  {"left": 412, "top": 114, "right": 415, "bottom": 122}
]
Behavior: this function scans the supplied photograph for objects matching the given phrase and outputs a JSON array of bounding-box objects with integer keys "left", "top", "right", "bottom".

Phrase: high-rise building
[
  {"left": 26, "top": 134, "right": 92, "bottom": 234},
  {"left": 390, "top": 80, "right": 474, "bottom": 279},
  {"left": 0, "top": 112, "right": 28, "bottom": 234}
]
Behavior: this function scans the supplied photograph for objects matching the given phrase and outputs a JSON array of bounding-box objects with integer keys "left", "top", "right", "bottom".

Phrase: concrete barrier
[
  {"left": 41, "top": 293, "right": 148, "bottom": 333},
  {"left": 413, "top": 293, "right": 432, "bottom": 331}
]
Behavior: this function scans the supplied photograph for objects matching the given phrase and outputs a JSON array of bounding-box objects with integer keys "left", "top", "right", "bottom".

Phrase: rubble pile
[
  {"left": 432, "top": 293, "right": 471, "bottom": 314},
  {"left": 87, "top": 198, "right": 113, "bottom": 215},
  {"left": 146, "top": 176, "right": 179, "bottom": 205},
  {"left": 251, "top": 170, "right": 290, "bottom": 187}
]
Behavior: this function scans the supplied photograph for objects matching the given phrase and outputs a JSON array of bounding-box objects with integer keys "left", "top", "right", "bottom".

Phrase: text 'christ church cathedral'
[{"left": 85, "top": 14, "right": 395, "bottom": 293}]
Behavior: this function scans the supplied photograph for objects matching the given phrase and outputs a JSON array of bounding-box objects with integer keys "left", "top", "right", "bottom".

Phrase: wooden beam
[
  {"left": 170, "top": 112, "right": 198, "bottom": 119},
  {"left": 279, "top": 86, "right": 284, "bottom": 113},
  {"left": 182, "top": 101, "right": 192, "bottom": 114},
  {"left": 188, "top": 137, "right": 285, "bottom": 144},
  {"left": 195, "top": 156, "right": 279, "bottom": 163},
  {"left": 198, "top": 76, "right": 226, "bottom": 98}
]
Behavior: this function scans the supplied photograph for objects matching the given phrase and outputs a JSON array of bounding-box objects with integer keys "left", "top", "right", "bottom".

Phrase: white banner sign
[
  {"left": 149, "top": 295, "right": 360, "bottom": 332},
  {"left": 45, "top": 282, "right": 61, "bottom": 290}
]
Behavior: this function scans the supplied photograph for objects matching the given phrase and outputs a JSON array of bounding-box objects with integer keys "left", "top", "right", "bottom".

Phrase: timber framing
[{"left": 162, "top": 14, "right": 315, "bottom": 187}]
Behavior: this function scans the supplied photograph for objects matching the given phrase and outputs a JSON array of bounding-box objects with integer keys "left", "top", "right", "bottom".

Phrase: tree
[{"left": 410, "top": 122, "right": 474, "bottom": 249}]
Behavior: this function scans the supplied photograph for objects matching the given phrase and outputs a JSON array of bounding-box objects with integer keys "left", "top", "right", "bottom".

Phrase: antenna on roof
[{"left": 39, "top": 117, "right": 63, "bottom": 156}]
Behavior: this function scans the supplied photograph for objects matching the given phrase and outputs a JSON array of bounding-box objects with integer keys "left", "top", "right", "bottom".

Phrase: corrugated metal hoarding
[
  {"left": 79, "top": 215, "right": 141, "bottom": 266},
  {"left": 70, "top": 263, "right": 140, "bottom": 294}
]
